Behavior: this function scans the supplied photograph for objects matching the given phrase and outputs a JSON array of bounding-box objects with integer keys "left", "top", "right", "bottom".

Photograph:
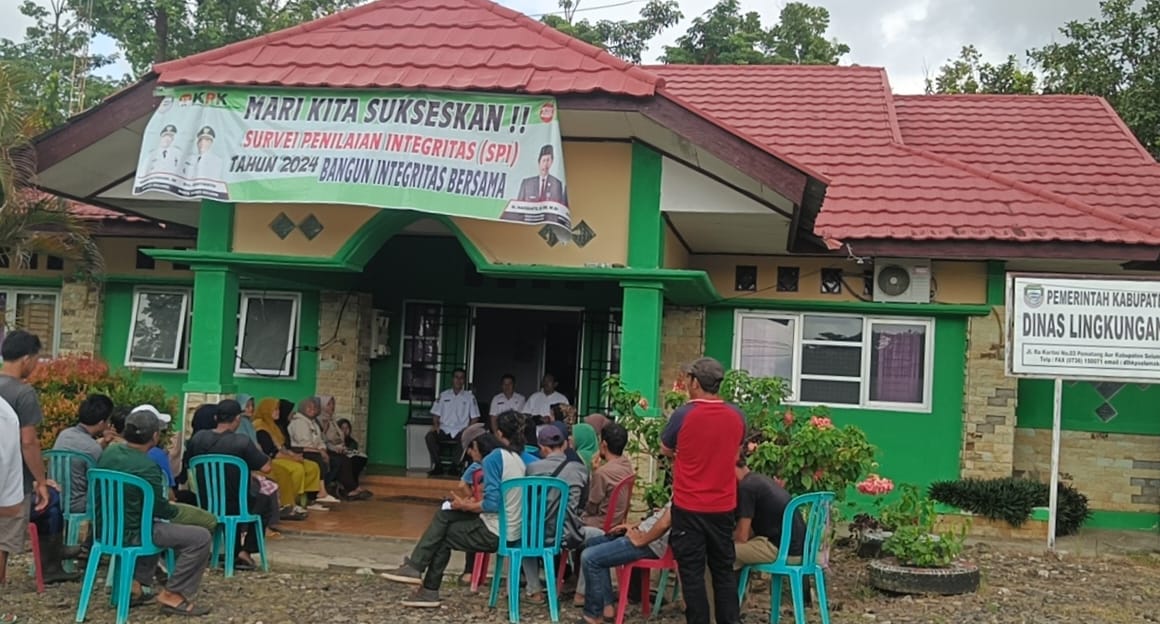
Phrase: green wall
[
  {"left": 704, "top": 306, "right": 968, "bottom": 497},
  {"left": 364, "top": 236, "right": 622, "bottom": 466},
  {"left": 1017, "top": 379, "right": 1160, "bottom": 436},
  {"left": 100, "top": 281, "right": 320, "bottom": 426}
]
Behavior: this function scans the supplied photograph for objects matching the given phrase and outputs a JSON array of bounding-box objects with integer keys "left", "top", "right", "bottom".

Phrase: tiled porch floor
[{"left": 280, "top": 473, "right": 454, "bottom": 540}]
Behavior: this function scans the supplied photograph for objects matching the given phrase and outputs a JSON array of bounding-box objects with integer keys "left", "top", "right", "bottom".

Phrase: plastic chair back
[
  {"left": 497, "top": 476, "right": 568, "bottom": 557},
  {"left": 775, "top": 491, "right": 833, "bottom": 570},
  {"left": 44, "top": 449, "right": 95, "bottom": 513},
  {"left": 602, "top": 475, "right": 636, "bottom": 532},
  {"left": 88, "top": 469, "right": 162, "bottom": 553},
  {"left": 188, "top": 454, "right": 254, "bottom": 517}
]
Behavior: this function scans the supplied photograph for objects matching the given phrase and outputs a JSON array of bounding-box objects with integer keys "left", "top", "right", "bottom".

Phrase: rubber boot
[{"left": 38, "top": 532, "right": 82, "bottom": 584}]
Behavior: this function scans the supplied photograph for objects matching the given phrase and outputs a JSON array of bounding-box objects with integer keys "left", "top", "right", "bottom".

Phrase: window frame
[
  {"left": 0, "top": 288, "right": 63, "bottom": 358},
  {"left": 235, "top": 291, "right": 301, "bottom": 378},
  {"left": 125, "top": 287, "right": 192, "bottom": 370},
  {"left": 396, "top": 299, "right": 444, "bottom": 404},
  {"left": 732, "top": 310, "right": 934, "bottom": 412}
]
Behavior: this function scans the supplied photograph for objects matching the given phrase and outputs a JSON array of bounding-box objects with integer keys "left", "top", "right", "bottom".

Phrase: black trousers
[
  {"left": 670, "top": 505, "right": 740, "bottom": 624},
  {"left": 425, "top": 430, "right": 461, "bottom": 470}
]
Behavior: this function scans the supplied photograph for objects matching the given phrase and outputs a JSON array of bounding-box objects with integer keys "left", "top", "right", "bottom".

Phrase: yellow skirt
[{"left": 270, "top": 458, "right": 321, "bottom": 507}]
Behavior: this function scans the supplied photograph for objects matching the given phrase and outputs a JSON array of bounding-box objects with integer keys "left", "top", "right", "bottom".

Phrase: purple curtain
[{"left": 874, "top": 330, "right": 923, "bottom": 403}]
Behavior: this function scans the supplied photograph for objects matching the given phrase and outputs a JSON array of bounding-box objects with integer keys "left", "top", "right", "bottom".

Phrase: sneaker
[
  {"left": 382, "top": 560, "right": 423, "bottom": 585},
  {"left": 317, "top": 495, "right": 341, "bottom": 504},
  {"left": 401, "top": 587, "right": 441, "bottom": 608},
  {"left": 306, "top": 503, "right": 330, "bottom": 512}
]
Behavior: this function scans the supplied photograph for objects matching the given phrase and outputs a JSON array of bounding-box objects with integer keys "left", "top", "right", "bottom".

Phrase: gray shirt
[
  {"left": 53, "top": 424, "right": 104, "bottom": 513},
  {"left": 0, "top": 374, "right": 44, "bottom": 495},
  {"left": 639, "top": 502, "right": 673, "bottom": 558},
  {"left": 527, "top": 452, "right": 590, "bottom": 547}
]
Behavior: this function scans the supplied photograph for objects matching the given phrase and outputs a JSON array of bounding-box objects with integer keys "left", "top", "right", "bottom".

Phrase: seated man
[
  {"left": 521, "top": 425, "right": 589, "bottom": 603},
  {"left": 28, "top": 478, "right": 82, "bottom": 584},
  {"left": 184, "top": 399, "right": 274, "bottom": 570},
  {"left": 578, "top": 502, "right": 672, "bottom": 624},
  {"left": 383, "top": 411, "right": 527, "bottom": 608},
  {"left": 52, "top": 394, "right": 115, "bottom": 516},
  {"left": 97, "top": 410, "right": 213, "bottom": 616},
  {"left": 573, "top": 422, "right": 635, "bottom": 604}
]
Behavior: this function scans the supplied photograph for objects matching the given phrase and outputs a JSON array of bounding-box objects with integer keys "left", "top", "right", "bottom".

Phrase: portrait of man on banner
[
  {"left": 181, "top": 126, "right": 226, "bottom": 182},
  {"left": 515, "top": 144, "right": 568, "bottom": 207},
  {"left": 145, "top": 124, "right": 183, "bottom": 175}
]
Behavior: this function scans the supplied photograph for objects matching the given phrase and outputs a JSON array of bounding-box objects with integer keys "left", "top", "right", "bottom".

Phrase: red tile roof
[
  {"left": 650, "top": 64, "right": 1160, "bottom": 247},
  {"left": 153, "top": 0, "right": 661, "bottom": 96},
  {"left": 69, "top": 202, "right": 149, "bottom": 222}
]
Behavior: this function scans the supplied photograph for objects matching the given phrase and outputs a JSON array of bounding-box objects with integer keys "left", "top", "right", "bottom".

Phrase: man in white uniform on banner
[
  {"left": 182, "top": 126, "right": 225, "bottom": 181},
  {"left": 145, "top": 125, "right": 183, "bottom": 175}
]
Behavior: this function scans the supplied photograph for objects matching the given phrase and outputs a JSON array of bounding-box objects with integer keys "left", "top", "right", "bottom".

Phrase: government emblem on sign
[{"left": 1023, "top": 284, "right": 1044, "bottom": 308}]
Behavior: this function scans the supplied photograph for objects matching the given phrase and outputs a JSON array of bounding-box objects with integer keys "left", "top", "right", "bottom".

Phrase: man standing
[
  {"left": 97, "top": 410, "right": 212, "bottom": 615},
  {"left": 0, "top": 331, "right": 50, "bottom": 584},
  {"left": 525, "top": 373, "right": 569, "bottom": 422},
  {"left": 661, "top": 357, "right": 746, "bottom": 624},
  {"left": 426, "top": 368, "right": 480, "bottom": 476},
  {"left": 52, "top": 394, "right": 116, "bottom": 515},
  {"left": 488, "top": 373, "right": 525, "bottom": 432}
]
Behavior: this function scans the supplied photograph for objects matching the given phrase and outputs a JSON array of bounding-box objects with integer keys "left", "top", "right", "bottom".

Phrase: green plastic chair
[
  {"left": 487, "top": 476, "right": 569, "bottom": 623},
  {"left": 75, "top": 469, "right": 175, "bottom": 624},
  {"left": 44, "top": 449, "right": 95, "bottom": 550},
  {"left": 737, "top": 491, "right": 835, "bottom": 624},
  {"left": 188, "top": 454, "right": 269, "bottom": 577}
]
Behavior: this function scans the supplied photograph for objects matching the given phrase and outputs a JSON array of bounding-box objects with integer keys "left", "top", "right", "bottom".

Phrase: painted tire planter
[
  {"left": 867, "top": 558, "right": 980, "bottom": 596},
  {"left": 855, "top": 530, "right": 893, "bottom": 559}
]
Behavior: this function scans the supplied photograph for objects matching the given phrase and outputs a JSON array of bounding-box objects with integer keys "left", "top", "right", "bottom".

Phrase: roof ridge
[
  {"left": 643, "top": 63, "right": 885, "bottom": 71},
  {"left": 895, "top": 143, "right": 1160, "bottom": 241},
  {"left": 877, "top": 68, "right": 904, "bottom": 144},
  {"left": 1094, "top": 97, "right": 1156, "bottom": 163},
  {"left": 894, "top": 93, "right": 1107, "bottom": 101},
  {"left": 478, "top": 0, "right": 664, "bottom": 91}
]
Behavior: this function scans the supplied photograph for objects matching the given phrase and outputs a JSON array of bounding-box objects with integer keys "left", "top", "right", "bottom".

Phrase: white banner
[{"left": 1007, "top": 274, "right": 1160, "bottom": 382}]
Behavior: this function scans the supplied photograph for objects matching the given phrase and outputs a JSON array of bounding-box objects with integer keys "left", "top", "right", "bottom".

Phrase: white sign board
[{"left": 1006, "top": 274, "right": 1160, "bottom": 383}]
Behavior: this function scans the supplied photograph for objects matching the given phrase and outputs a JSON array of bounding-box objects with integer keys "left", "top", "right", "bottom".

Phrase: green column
[
  {"left": 620, "top": 281, "right": 664, "bottom": 416},
  {"left": 627, "top": 142, "right": 664, "bottom": 268},
  {"left": 184, "top": 200, "right": 238, "bottom": 393}
]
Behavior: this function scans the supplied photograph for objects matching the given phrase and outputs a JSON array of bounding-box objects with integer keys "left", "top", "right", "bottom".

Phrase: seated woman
[
  {"left": 336, "top": 418, "right": 369, "bottom": 491},
  {"left": 318, "top": 397, "right": 371, "bottom": 500},
  {"left": 236, "top": 393, "right": 284, "bottom": 536},
  {"left": 254, "top": 398, "right": 328, "bottom": 513},
  {"left": 288, "top": 397, "right": 368, "bottom": 501}
]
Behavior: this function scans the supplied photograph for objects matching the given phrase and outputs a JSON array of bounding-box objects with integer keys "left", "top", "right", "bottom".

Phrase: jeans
[
  {"left": 408, "top": 509, "right": 498, "bottom": 591},
  {"left": 29, "top": 488, "right": 63, "bottom": 536},
  {"left": 580, "top": 534, "right": 656, "bottom": 619},
  {"left": 574, "top": 525, "right": 605, "bottom": 596},
  {"left": 671, "top": 505, "right": 740, "bottom": 624}
]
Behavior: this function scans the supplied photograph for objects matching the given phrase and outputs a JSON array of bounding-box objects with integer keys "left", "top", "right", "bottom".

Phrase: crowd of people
[{"left": 384, "top": 356, "right": 808, "bottom": 624}]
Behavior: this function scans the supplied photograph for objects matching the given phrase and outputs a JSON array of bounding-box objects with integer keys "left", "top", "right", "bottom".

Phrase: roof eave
[{"left": 839, "top": 238, "right": 1160, "bottom": 262}]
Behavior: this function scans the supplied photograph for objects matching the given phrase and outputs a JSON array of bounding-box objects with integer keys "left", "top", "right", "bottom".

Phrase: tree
[
  {"left": 0, "top": 0, "right": 122, "bottom": 126},
  {"left": 0, "top": 62, "right": 103, "bottom": 278},
  {"left": 541, "top": 0, "right": 681, "bottom": 63},
  {"left": 1029, "top": 0, "right": 1160, "bottom": 158},
  {"left": 925, "top": 45, "right": 1036, "bottom": 95},
  {"left": 662, "top": 0, "right": 849, "bottom": 65},
  {"left": 79, "top": 0, "right": 364, "bottom": 75}
]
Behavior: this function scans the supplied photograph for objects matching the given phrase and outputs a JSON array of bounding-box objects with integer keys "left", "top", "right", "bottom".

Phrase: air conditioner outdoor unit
[{"left": 873, "top": 259, "right": 932, "bottom": 304}]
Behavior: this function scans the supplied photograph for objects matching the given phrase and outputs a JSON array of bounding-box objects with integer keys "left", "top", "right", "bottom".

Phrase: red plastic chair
[
  {"left": 469, "top": 470, "right": 490, "bottom": 592},
  {"left": 556, "top": 474, "right": 637, "bottom": 585},
  {"left": 28, "top": 522, "right": 45, "bottom": 593},
  {"left": 614, "top": 546, "right": 678, "bottom": 624}
]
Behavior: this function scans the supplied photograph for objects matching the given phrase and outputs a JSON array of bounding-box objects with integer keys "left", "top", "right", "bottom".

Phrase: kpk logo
[
  {"left": 177, "top": 91, "right": 231, "bottom": 107},
  {"left": 1023, "top": 284, "right": 1045, "bottom": 308}
]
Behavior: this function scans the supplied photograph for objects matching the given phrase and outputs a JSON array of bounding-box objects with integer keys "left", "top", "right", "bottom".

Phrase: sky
[{"left": 0, "top": 0, "right": 1105, "bottom": 94}]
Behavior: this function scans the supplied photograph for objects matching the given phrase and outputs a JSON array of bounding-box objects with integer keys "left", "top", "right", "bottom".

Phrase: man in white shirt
[
  {"left": 488, "top": 373, "right": 525, "bottom": 432},
  {"left": 525, "top": 373, "right": 569, "bottom": 422},
  {"left": 426, "top": 369, "right": 480, "bottom": 476}
]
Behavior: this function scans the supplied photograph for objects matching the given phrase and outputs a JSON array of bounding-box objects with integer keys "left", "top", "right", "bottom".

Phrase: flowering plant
[
  {"left": 848, "top": 473, "right": 896, "bottom": 536},
  {"left": 601, "top": 375, "right": 687, "bottom": 509}
]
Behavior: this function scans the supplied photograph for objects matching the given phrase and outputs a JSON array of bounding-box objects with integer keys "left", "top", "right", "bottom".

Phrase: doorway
[{"left": 470, "top": 306, "right": 581, "bottom": 404}]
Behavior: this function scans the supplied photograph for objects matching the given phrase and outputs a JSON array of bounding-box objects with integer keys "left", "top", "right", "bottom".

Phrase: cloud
[{"left": 1, "top": 0, "right": 1106, "bottom": 91}]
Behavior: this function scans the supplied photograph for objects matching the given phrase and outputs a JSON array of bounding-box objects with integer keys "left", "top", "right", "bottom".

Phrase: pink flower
[
  {"left": 856, "top": 474, "right": 895, "bottom": 496},
  {"left": 672, "top": 380, "right": 686, "bottom": 392},
  {"left": 746, "top": 441, "right": 758, "bottom": 454},
  {"left": 809, "top": 416, "right": 834, "bottom": 430},
  {"left": 783, "top": 410, "right": 795, "bottom": 427},
  {"left": 813, "top": 469, "right": 825, "bottom": 480},
  {"left": 638, "top": 397, "right": 649, "bottom": 410}
]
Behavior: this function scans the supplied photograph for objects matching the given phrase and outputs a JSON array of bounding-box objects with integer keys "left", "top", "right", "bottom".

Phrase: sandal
[
  {"left": 159, "top": 599, "right": 212, "bottom": 617},
  {"left": 1, "top": 613, "right": 17, "bottom": 623}
]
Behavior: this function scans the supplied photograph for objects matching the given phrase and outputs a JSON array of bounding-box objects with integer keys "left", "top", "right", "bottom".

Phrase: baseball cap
[
  {"left": 130, "top": 404, "right": 172, "bottom": 426},
  {"left": 537, "top": 426, "right": 565, "bottom": 447},
  {"left": 682, "top": 357, "right": 725, "bottom": 389},
  {"left": 123, "top": 410, "right": 162, "bottom": 443},
  {"left": 459, "top": 423, "right": 487, "bottom": 462}
]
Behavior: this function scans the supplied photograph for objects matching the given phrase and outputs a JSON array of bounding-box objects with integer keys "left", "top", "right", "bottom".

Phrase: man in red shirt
[{"left": 661, "top": 357, "right": 746, "bottom": 624}]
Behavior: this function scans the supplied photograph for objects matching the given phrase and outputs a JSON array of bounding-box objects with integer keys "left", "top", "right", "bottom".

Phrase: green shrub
[
  {"left": 928, "top": 477, "right": 1091, "bottom": 536},
  {"left": 884, "top": 524, "right": 965, "bottom": 568}
]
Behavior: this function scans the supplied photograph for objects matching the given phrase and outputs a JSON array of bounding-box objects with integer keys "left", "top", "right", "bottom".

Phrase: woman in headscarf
[
  {"left": 583, "top": 413, "right": 611, "bottom": 438},
  {"left": 571, "top": 422, "right": 600, "bottom": 468},
  {"left": 318, "top": 396, "right": 371, "bottom": 493},
  {"left": 236, "top": 394, "right": 258, "bottom": 447},
  {"left": 289, "top": 396, "right": 370, "bottom": 501},
  {"left": 253, "top": 397, "right": 327, "bottom": 513}
]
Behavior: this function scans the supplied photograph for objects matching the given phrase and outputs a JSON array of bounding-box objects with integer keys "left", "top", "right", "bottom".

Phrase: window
[
  {"left": 126, "top": 288, "right": 191, "bottom": 369},
  {"left": 734, "top": 311, "right": 932, "bottom": 410},
  {"left": 399, "top": 301, "right": 442, "bottom": 402},
  {"left": 0, "top": 290, "right": 61, "bottom": 356},
  {"left": 236, "top": 292, "right": 300, "bottom": 377}
]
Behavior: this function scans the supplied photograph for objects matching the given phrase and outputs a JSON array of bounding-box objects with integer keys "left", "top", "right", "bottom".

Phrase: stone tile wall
[
  {"left": 316, "top": 291, "right": 373, "bottom": 446},
  {"left": 961, "top": 308, "right": 1018, "bottom": 479},
  {"left": 659, "top": 306, "right": 704, "bottom": 392},
  {"left": 57, "top": 281, "right": 103, "bottom": 356}
]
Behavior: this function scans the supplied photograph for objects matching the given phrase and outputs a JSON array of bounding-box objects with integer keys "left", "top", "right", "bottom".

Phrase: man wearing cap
[
  {"left": 520, "top": 425, "right": 589, "bottom": 603},
  {"left": 426, "top": 368, "right": 480, "bottom": 476},
  {"left": 97, "top": 409, "right": 213, "bottom": 616},
  {"left": 661, "top": 357, "right": 746, "bottom": 624},
  {"left": 516, "top": 144, "right": 568, "bottom": 206},
  {"left": 182, "top": 126, "right": 225, "bottom": 182},
  {"left": 146, "top": 125, "right": 183, "bottom": 175}
]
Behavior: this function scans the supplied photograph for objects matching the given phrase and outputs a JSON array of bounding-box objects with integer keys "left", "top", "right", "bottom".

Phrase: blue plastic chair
[
  {"left": 44, "top": 449, "right": 96, "bottom": 553},
  {"left": 487, "top": 476, "right": 569, "bottom": 623},
  {"left": 737, "top": 491, "right": 835, "bottom": 624},
  {"left": 188, "top": 454, "right": 269, "bottom": 577},
  {"left": 75, "top": 469, "right": 174, "bottom": 624}
]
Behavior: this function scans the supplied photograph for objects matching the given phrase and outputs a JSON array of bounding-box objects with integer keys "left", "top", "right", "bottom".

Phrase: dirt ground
[{"left": 3, "top": 540, "right": 1160, "bottom": 623}]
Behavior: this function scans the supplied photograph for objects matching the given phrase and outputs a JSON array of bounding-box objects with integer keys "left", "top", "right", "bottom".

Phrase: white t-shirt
[
  {"left": 431, "top": 388, "right": 480, "bottom": 437},
  {"left": 0, "top": 397, "right": 25, "bottom": 507},
  {"left": 489, "top": 392, "right": 526, "bottom": 417},
  {"left": 525, "top": 391, "right": 569, "bottom": 418}
]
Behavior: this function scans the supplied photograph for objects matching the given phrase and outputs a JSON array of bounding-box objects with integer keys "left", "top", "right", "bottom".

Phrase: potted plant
[
  {"left": 850, "top": 474, "right": 895, "bottom": 558},
  {"left": 867, "top": 484, "right": 979, "bottom": 596}
]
